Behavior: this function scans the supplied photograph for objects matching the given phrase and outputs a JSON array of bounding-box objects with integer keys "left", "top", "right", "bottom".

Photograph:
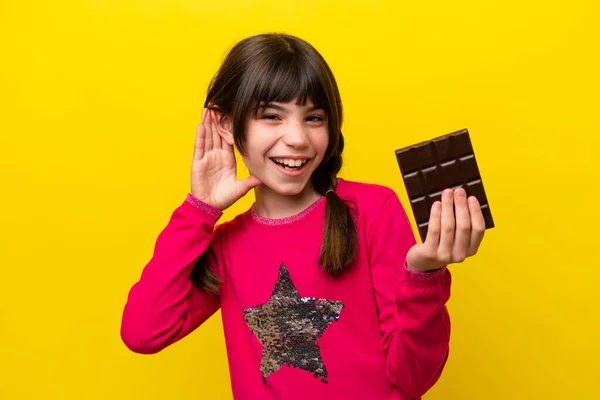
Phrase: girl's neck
[{"left": 253, "top": 183, "right": 322, "bottom": 220}]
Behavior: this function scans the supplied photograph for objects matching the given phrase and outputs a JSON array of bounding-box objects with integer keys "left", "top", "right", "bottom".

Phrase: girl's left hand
[{"left": 406, "top": 187, "right": 486, "bottom": 272}]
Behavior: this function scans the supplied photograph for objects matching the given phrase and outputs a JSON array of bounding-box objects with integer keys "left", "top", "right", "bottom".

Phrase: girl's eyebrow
[
  {"left": 258, "top": 102, "right": 324, "bottom": 112},
  {"left": 259, "top": 103, "right": 286, "bottom": 111}
]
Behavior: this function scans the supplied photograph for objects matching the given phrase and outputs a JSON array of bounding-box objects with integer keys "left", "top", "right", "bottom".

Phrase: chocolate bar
[{"left": 394, "top": 128, "right": 494, "bottom": 242}]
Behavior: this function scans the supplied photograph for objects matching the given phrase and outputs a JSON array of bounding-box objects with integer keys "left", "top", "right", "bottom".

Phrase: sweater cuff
[
  {"left": 404, "top": 262, "right": 447, "bottom": 282},
  {"left": 184, "top": 193, "right": 223, "bottom": 220}
]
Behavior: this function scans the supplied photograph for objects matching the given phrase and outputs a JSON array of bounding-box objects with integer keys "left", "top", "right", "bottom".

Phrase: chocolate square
[{"left": 395, "top": 128, "right": 495, "bottom": 241}]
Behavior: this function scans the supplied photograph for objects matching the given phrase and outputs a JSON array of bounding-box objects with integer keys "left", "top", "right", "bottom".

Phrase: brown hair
[{"left": 191, "top": 33, "right": 358, "bottom": 294}]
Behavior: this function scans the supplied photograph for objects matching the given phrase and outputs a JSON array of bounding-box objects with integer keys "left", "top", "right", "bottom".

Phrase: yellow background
[{"left": 1, "top": 0, "right": 599, "bottom": 399}]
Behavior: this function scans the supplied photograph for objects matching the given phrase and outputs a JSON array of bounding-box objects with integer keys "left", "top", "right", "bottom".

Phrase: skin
[
  {"left": 234, "top": 99, "right": 329, "bottom": 220},
  {"left": 191, "top": 100, "right": 485, "bottom": 272},
  {"left": 405, "top": 188, "right": 486, "bottom": 272}
]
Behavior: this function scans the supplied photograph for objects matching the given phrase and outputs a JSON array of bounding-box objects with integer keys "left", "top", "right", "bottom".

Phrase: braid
[{"left": 312, "top": 135, "right": 358, "bottom": 275}]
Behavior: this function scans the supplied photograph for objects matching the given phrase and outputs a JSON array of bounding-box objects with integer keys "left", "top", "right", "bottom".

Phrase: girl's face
[{"left": 241, "top": 99, "right": 329, "bottom": 196}]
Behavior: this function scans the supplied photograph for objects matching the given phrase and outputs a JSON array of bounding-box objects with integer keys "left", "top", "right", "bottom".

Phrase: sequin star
[{"left": 243, "top": 264, "right": 344, "bottom": 383}]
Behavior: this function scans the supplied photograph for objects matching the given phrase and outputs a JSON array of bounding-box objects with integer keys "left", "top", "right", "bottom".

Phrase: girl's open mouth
[{"left": 270, "top": 158, "right": 310, "bottom": 176}]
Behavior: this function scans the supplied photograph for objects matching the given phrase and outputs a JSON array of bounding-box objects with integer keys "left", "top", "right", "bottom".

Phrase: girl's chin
[{"left": 257, "top": 177, "right": 314, "bottom": 197}]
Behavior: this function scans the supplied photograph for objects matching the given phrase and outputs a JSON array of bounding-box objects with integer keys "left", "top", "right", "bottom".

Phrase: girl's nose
[{"left": 282, "top": 122, "right": 309, "bottom": 148}]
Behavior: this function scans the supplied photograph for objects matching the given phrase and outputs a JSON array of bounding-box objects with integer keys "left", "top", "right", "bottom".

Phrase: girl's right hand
[{"left": 190, "top": 108, "right": 261, "bottom": 211}]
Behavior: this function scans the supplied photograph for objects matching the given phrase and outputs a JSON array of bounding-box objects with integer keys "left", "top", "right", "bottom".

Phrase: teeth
[{"left": 273, "top": 158, "right": 307, "bottom": 167}]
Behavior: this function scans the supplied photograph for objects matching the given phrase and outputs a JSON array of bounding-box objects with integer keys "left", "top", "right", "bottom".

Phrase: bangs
[
  {"left": 218, "top": 33, "right": 343, "bottom": 155},
  {"left": 242, "top": 54, "right": 328, "bottom": 114}
]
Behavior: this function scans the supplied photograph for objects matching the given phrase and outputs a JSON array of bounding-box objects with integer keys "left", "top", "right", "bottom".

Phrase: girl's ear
[{"left": 212, "top": 111, "right": 235, "bottom": 146}]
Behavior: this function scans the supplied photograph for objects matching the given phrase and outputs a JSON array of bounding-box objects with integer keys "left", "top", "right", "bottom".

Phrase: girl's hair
[{"left": 191, "top": 33, "right": 358, "bottom": 294}]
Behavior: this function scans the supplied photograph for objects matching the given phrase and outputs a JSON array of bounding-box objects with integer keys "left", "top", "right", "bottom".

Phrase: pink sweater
[{"left": 121, "top": 178, "right": 451, "bottom": 400}]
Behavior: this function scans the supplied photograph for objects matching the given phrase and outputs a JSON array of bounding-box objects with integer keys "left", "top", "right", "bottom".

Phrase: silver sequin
[{"left": 243, "top": 264, "right": 344, "bottom": 383}]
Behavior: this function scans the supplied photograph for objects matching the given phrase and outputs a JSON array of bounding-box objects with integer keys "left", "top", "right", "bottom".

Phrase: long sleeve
[
  {"left": 368, "top": 192, "right": 451, "bottom": 398},
  {"left": 120, "top": 194, "right": 225, "bottom": 354}
]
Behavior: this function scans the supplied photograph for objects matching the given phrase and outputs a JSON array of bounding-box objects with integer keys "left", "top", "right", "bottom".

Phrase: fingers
[
  {"left": 237, "top": 175, "right": 262, "bottom": 197},
  {"left": 422, "top": 188, "right": 485, "bottom": 268},
  {"left": 438, "top": 189, "right": 455, "bottom": 262},
  {"left": 468, "top": 196, "right": 486, "bottom": 256},
  {"left": 452, "top": 188, "right": 471, "bottom": 262},
  {"left": 194, "top": 109, "right": 207, "bottom": 160},
  {"left": 424, "top": 200, "right": 442, "bottom": 247},
  {"left": 204, "top": 108, "right": 213, "bottom": 151},
  {"left": 210, "top": 110, "right": 223, "bottom": 150}
]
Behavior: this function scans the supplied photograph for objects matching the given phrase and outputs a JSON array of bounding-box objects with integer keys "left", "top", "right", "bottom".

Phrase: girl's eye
[
  {"left": 262, "top": 114, "right": 280, "bottom": 120},
  {"left": 260, "top": 114, "right": 325, "bottom": 122}
]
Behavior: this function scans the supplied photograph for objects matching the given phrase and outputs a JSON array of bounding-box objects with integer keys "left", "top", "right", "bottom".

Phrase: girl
[{"left": 121, "top": 33, "right": 485, "bottom": 400}]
